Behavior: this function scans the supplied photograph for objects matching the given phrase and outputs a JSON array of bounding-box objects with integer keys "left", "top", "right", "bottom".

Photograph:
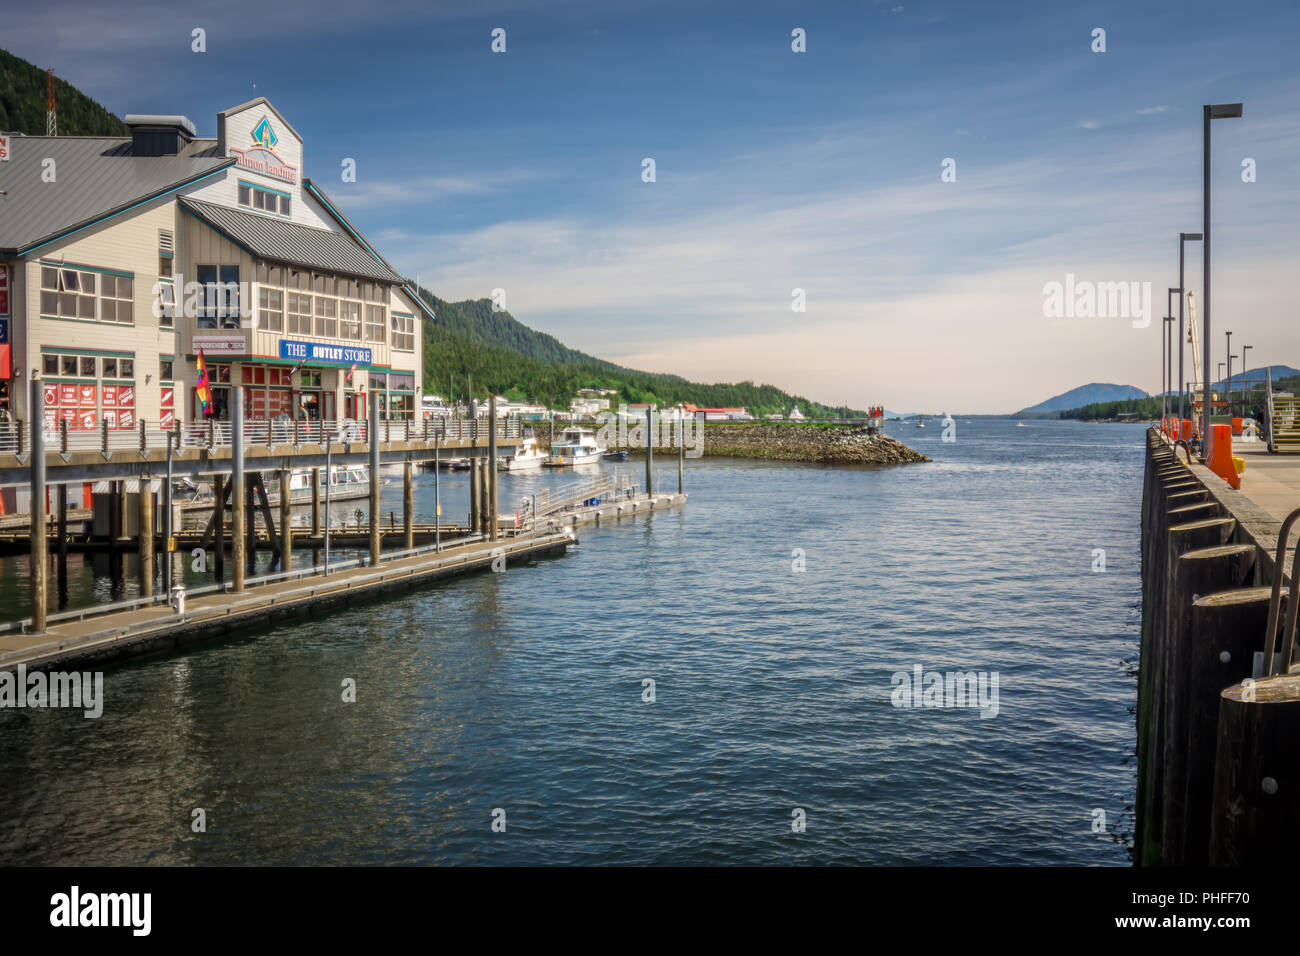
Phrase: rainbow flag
[{"left": 195, "top": 351, "right": 212, "bottom": 417}]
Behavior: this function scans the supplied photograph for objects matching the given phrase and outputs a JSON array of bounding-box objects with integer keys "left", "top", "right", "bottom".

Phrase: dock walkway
[{"left": 0, "top": 530, "right": 573, "bottom": 672}]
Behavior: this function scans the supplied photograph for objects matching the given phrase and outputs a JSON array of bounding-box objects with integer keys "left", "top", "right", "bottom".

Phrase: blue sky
[{"left": 10, "top": 0, "right": 1300, "bottom": 412}]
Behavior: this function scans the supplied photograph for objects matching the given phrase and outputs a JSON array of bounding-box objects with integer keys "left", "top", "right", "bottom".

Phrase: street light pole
[
  {"left": 1242, "top": 344, "right": 1253, "bottom": 411},
  {"left": 1202, "top": 102, "right": 1244, "bottom": 462},
  {"left": 1165, "top": 288, "right": 1177, "bottom": 429},
  {"left": 1179, "top": 232, "right": 1202, "bottom": 426},
  {"left": 1225, "top": 330, "right": 1233, "bottom": 419}
]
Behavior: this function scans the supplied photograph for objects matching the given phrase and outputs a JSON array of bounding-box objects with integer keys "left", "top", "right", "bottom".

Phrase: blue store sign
[{"left": 279, "top": 340, "right": 372, "bottom": 367}]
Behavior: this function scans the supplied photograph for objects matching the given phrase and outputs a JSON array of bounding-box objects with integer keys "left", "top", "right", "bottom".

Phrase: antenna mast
[{"left": 46, "top": 69, "right": 57, "bottom": 136}]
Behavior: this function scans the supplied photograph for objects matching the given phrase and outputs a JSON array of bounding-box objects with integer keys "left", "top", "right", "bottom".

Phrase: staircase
[
  {"left": 1267, "top": 368, "right": 1300, "bottom": 453},
  {"left": 1271, "top": 397, "right": 1300, "bottom": 452}
]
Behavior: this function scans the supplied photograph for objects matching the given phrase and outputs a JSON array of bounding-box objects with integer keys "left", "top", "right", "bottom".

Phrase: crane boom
[{"left": 1186, "top": 289, "right": 1202, "bottom": 402}]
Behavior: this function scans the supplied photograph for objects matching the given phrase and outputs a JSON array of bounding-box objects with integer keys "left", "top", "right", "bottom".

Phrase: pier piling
[
  {"left": 29, "top": 376, "right": 47, "bottom": 633},
  {"left": 56, "top": 483, "right": 68, "bottom": 604},
  {"left": 404, "top": 462, "right": 414, "bottom": 551},
  {"left": 213, "top": 474, "right": 225, "bottom": 582},
  {"left": 232, "top": 390, "right": 246, "bottom": 593},
  {"left": 489, "top": 396, "right": 498, "bottom": 542},
  {"left": 279, "top": 470, "right": 292, "bottom": 571},
  {"left": 138, "top": 478, "right": 154, "bottom": 598},
  {"left": 1210, "top": 673, "right": 1300, "bottom": 865},
  {"left": 1160, "top": 544, "right": 1258, "bottom": 863},
  {"left": 1184, "top": 587, "right": 1276, "bottom": 865},
  {"left": 369, "top": 391, "right": 380, "bottom": 566},
  {"left": 645, "top": 407, "right": 654, "bottom": 496},
  {"left": 469, "top": 458, "right": 480, "bottom": 536},
  {"left": 311, "top": 467, "right": 321, "bottom": 535}
]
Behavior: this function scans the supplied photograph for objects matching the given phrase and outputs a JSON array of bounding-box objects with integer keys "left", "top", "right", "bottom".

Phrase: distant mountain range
[{"left": 1016, "top": 383, "right": 1147, "bottom": 416}]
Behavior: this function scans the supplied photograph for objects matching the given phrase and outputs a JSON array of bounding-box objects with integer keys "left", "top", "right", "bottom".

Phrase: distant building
[
  {"left": 683, "top": 404, "right": 750, "bottom": 422},
  {"left": 788, "top": 406, "right": 806, "bottom": 421}
]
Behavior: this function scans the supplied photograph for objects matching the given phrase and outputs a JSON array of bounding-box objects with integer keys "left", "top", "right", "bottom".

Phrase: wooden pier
[
  {"left": 0, "top": 392, "right": 692, "bottom": 671},
  {"left": 1138, "top": 426, "right": 1300, "bottom": 865}
]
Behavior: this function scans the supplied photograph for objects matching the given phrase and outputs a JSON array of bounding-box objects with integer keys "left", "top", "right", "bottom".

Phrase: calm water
[{"left": 0, "top": 419, "right": 1142, "bottom": 865}]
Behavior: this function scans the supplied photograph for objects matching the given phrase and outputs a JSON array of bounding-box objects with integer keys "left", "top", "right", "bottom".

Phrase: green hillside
[
  {"left": 0, "top": 49, "right": 128, "bottom": 136},
  {"left": 417, "top": 290, "right": 858, "bottom": 418}
]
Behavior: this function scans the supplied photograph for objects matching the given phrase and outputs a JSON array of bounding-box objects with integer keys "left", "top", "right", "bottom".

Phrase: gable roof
[
  {"left": 179, "top": 197, "right": 404, "bottom": 283},
  {"left": 0, "top": 135, "right": 232, "bottom": 254}
]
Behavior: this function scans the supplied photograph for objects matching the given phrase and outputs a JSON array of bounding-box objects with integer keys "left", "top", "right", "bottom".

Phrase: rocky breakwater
[{"left": 627, "top": 423, "right": 931, "bottom": 465}]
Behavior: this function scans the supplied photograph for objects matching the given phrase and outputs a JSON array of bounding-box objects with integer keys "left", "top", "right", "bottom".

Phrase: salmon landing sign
[{"left": 228, "top": 115, "right": 297, "bottom": 184}]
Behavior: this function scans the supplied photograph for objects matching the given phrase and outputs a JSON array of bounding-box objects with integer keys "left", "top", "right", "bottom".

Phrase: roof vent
[{"left": 124, "top": 114, "right": 197, "bottom": 156}]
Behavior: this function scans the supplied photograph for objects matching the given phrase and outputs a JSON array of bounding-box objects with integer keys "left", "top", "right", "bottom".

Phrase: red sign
[
  {"left": 102, "top": 409, "right": 118, "bottom": 429},
  {"left": 78, "top": 409, "right": 96, "bottom": 430},
  {"left": 101, "top": 385, "right": 117, "bottom": 408},
  {"left": 59, "top": 384, "right": 78, "bottom": 407},
  {"left": 117, "top": 385, "right": 135, "bottom": 408},
  {"left": 161, "top": 408, "right": 175, "bottom": 429},
  {"left": 118, "top": 408, "right": 134, "bottom": 429},
  {"left": 79, "top": 384, "right": 97, "bottom": 406},
  {"left": 43, "top": 409, "right": 58, "bottom": 430},
  {"left": 160, "top": 386, "right": 174, "bottom": 409},
  {"left": 44, "top": 384, "right": 57, "bottom": 407}
]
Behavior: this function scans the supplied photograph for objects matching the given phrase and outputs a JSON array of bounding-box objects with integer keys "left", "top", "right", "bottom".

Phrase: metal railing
[{"left": 0, "top": 415, "right": 523, "bottom": 456}]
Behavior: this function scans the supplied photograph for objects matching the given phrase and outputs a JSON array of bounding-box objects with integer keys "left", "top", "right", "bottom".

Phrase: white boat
[
  {"left": 179, "top": 465, "right": 379, "bottom": 511},
  {"left": 544, "top": 427, "right": 604, "bottom": 466},
  {"left": 1016, "top": 421, "right": 1026, "bottom": 428},
  {"left": 915, "top": 416, "right": 926, "bottom": 429},
  {"left": 500, "top": 434, "right": 546, "bottom": 471}
]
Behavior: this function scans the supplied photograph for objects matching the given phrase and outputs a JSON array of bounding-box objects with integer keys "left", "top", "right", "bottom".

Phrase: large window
[
  {"left": 239, "top": 181, "right": 291, "bottom": 216},
  {"left": 197, "top": 264, "right": 241, "bottom": 329},
  {"left": 39, "top": 265, "right": 134, "bottom": 324},
  {"left": 314, "top": 296, "right": 337, "bottom": 338},
  {"left": 157, "top": 281, "right": 175, "bottom": 328},
  {"left": 287, "top": 292, "right": 312, "bottom": 334},
  {"left": 390, "top": 312, "right": 415, "bottom": 351},
  {"left": 38, "top": 349, "right": 137, "bottom": 429},
  {"left": 340, "top": 300, "right": 361, "bottom": 340},
  {"left": 258, "top": 287, "right": 283, "bottom": 332},
  {"left": 365, "top": 304, "right": 386, "bottom": 343}
]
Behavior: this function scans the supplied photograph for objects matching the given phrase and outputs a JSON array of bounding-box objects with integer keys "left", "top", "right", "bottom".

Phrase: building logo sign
[
  {"left": 192, "top": 334, "right": 247, "bottom": 357},
  {"left": 229, "top": 115, "right": 297, "bottom": 184},
  {"left": 280, "top": 340, "right": 372, "bottom": 367}
]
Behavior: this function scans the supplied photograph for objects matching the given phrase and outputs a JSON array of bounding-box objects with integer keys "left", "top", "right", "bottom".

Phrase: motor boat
[
  {"left": 544, "top": 427, "right": 604, "bottom": 466},
  {"left": 500, "top": 434, "right": 547, "bottom": 471}
]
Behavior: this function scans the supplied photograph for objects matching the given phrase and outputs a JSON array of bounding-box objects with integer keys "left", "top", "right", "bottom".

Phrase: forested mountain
[
  {"left": 0, "top": 49, "right": 127, "bottom": 136},
  {"left": 417, "top": 290, "right": 857, "bottom": 417}
]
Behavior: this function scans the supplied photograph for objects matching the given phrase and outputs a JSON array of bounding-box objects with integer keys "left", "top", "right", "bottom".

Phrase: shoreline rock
[{"left": 565, "top": 423, "right": 930, "bottom": 465}]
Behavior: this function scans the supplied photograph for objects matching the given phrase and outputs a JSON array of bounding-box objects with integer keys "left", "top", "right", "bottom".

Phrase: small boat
[
  {"left": 1016, "top": 421, "right": 1026, "bottom": 428},
  {"left": 180, "top": 464, "right": 380, "bottom": 511},
  {"left": 915, "top": 417, "right": 926, "bottom": 429},
  {"left": 603, "top": 449, "right": 629, "bottom": 461},
  {"left": 544, "top": 427, "right": 605, "bottom": 466},
  {"left": 500, "top": 434, "right": 546, "bottom": 471}
]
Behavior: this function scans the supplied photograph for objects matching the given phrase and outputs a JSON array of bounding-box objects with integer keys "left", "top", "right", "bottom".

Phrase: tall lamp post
[
  {"left": 1202, "top": 102, "right": 1244, "bottom": 463},
  {"left": 1242, "top": 344, "right": 1253, "bottom": 414},
  {"left": 1225, "top": 330, "right": 1233, "bottom": 419},
  {"left": 1178, "top": 233, "right": 1203, "bottom": 425},
  {"left": 1166, "top": 288, "right": 1178, "bottom": 428}
]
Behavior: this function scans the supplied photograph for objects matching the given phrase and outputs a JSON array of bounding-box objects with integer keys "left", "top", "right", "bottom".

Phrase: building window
[
  {"left": 314, "top": 296, "right": 337, "bottom": 338},
  {"left": 39, "top": 349, "right": 137, "bottom": 429},
  {"left": 160, "top": 357, "right": 174, "bottom": 380},
  {"left": 340, "top": 300, "right": 361, "bottom": 340},
  {"left": 157, "top": 281, "right": 175, "bottom": 328},
  {"left": 159, "top": 256, "right": 173, "bottom": 279},
  {"left": 40, "top": 266, "right": 96, "bottom": 319},
  {"left": 390, "top": 313, "right": 415, "bottom": 351},
  {"left": 288, "top": 292, "right": 312, "bottom": 334},
  {"left": 99, "top": 274, "right": 134, "bottom": 323},
  {"left": 239, "top": 182, "right": 290, "bottom": 217},
  {"left": 258, "top": 287, "right": 283, "bottom": 332},
  {"left": 197, "top": 264, "right": 240, "bottom": 329},
  {"left": 365, "top": 304, "right": 386, "bottom": 342}
]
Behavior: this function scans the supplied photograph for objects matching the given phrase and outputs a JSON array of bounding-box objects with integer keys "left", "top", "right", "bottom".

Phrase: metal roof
[
  {"left": 179, "top": 197, "right": 404, "bottom": 283},
  {"left": 0, "top": 135, "right": 231, "bottom": 254}
]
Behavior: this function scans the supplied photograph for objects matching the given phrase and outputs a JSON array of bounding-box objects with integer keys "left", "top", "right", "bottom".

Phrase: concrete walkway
[{"left": 1232, "top": 438, "right": 1300, "bottom": 523}]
